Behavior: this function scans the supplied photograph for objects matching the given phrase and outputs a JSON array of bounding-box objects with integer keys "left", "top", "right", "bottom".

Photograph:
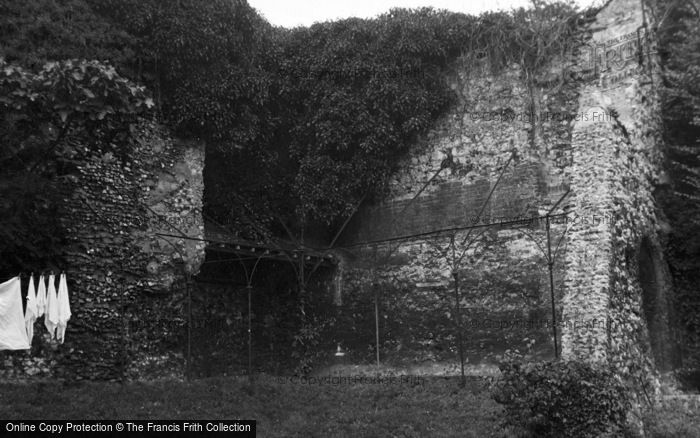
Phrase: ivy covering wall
[
  {"left": 1, "top": 0, "right": 699, "bottom": 388},
  {"left": 0, "top": 0, "right": 591, "bottom": 236}
]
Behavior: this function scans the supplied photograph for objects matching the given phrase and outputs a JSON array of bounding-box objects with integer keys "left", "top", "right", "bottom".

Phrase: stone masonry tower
[{"left": 561, "top": 0, "right": 675, "bottom": 386}]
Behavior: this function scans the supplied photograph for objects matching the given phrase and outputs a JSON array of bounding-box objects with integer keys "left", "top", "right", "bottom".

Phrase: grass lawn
[{"left": 0, "top": 375, "right": 507, "bottom": 437}]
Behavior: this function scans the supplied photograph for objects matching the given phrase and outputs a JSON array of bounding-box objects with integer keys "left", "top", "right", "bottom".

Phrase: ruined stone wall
[
  {"left": 560, "top": 0, "right": 672, "bottom": 390},
  {"left": 338, "top": 0, "right": 670, "bottom": 380},
  {"left": 0, "top": 121, "right": 205, "bottom": 381},
  {"left": 338, "top": 45, "right": 579, "bottom": 364}
]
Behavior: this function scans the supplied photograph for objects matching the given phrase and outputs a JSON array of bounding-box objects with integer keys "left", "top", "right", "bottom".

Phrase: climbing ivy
[
  {"left": 0, "top": 0, "right": 138, "bottom": 71},
  {"left": 0, "top": 0, "right": 588, "bottom": 245},
  {"left": 652, "top": 0, "right": 700, "bottom": 386},
  {"left": 204, "top": 2, "right": 586, "bottom": 232},
  {"left": 0, "top": 59, "right": 153, "bottom": 273}
]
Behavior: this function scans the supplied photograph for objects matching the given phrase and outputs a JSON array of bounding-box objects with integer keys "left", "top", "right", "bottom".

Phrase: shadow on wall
[{"left": 638, "top": 236, "right": 679, "bottom": 373}]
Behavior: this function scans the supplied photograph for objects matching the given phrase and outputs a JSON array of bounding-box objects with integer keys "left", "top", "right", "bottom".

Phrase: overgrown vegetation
[
  {"left": 492, "top": 359, "right": 632, "bottom": 437},
  {"left": 652, "top": 0, "right": 700, "bottom": 387},
  {"left": 0, "top": 0, "right": 587, "bottom": 237},
  {"left": 4, "top": 0, "right": 700, "bottom": 390},
  {"left": 0, "top": 0, "right": 588, "bottom": 373},
  {"left": 205, "top": 2, "right": 587, "bottom": 235},
  {"left": 0, "top": 59, "right": 153, "bottom": 271}
]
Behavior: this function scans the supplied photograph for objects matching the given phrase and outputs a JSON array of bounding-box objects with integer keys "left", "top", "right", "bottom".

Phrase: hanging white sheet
[
  {"left": 56, "top": 273, "right": 71, "bottom": 344},
  {"left": 0, "top": 277, "right": 31, "bottom": 351},
  {"left": 44, "top": 274, "right": 59, "bottom": 339},
  {"left": 24, "top": 275, "right": 38, "bottom": 344},
  {"left": 35, "top": 274, "right": 46, "bottom": 318}
]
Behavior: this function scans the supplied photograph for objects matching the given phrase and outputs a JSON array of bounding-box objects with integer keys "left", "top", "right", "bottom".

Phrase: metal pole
[
  {"left": 546, "top": 216, "right": 559, "bottom": 359},
  {"left": 247, "top": 284, "right": 253, "bottom": 379},
  {"left": 187, "top": 276, "right": 192, "bottom": 380},
  {"left": 121, "top": 282, "right": 128, "bottom": 381},
  {"left": 451, "top": 236, "right": 466, "bottom": 388},
  {"left": 374, "top": 282, "right": 380, "bottom": 367},
  {"left": 299, "top": 250, "right": 306, "bottom": 319},
  {"left": 453, "top": 271, "right": 466, "bottom": 388}
]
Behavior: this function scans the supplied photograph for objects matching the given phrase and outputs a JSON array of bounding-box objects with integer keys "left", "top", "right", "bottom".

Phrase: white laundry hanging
[
  {"left": 56, "top": 273, "right": 71, "bottom": 344},
  {"left": 0, "top": 277, "right": 31, "bottom": 351},
  {"left": 24, "top": 274, "right": 38, "bottom": 344},
  {"left": 35, "top": 274, "right": 46, "bottom": 318},
  {"left": 44, "top": 274, "right": 59, "bottom": 339}
]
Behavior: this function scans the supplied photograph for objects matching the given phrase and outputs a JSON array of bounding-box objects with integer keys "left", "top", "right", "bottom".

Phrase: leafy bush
[
  {"left": 492, "top": 359, "right": 631, "bottom": 437},
  {"left": 291, "top": 315, "right": 336, "bottom": 375}
]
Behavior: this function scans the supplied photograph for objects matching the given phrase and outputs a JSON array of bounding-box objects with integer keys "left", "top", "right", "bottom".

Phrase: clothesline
[{"left": 0, "top": 271, "right": 66, "bottom": 282}]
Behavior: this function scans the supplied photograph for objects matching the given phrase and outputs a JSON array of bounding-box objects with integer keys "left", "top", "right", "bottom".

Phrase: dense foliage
[
  {"left": 0, "top": 0, "right": 137, "bottom": 70},
  {"left": 0, "top": 59, "right": 153, "bottom": 271},
  {"left": 493, "top": 359, "right": 632, "bottom": 437},
  {"left": 1, "top": 0, "right": 585, "bottom": 236},
  {"left": 652, "top": 0, "right": 700, "bottom": 385},
  {"left": 3, "top": 0, "right": 700, "bottom": 389},
  {"left": 206, "top": 2, "right": 585, "bottom": 236},
  {"left": 0, "top": 0, "right": 591, "bottom": 374}
]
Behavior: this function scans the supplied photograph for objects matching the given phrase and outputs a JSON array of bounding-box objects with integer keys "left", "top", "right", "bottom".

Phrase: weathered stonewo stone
[
  {"left": 0, "top": 2, "right": 675, "bottom": 409},
  {"left": 0, "top": 121, "right": 205, "bottom": 381},
  {"left": 337, "top": 53, "right": 575, "bottom": 364},
  {"left": 557, "top": 2, "right": 678, "bottom": 423},
  {"left": 337, "top": 0, "right": 674, "bottom": 405}
]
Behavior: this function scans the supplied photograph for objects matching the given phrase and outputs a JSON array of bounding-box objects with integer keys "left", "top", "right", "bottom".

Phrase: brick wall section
[{"left": 0, "top": 122, "right": 205, "bottom": 381}]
